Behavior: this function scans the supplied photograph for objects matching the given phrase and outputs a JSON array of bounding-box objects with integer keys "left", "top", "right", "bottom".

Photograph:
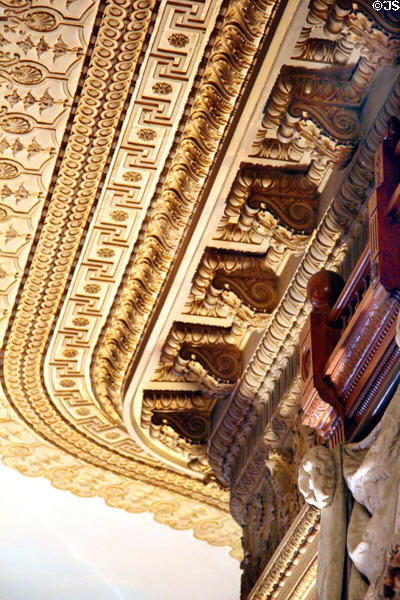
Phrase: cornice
[
  {"left": 0, "top": 0, "right": 283, "bottom": 553},
  {"left": 209, "top": 72, "right": 400, "bottom": 485},
  {"left": 46, "top": 0, "right": 228, "bottom": 451},
  {"left": 92, "top": 0, "right": 283, "bottom": 429},
  {"left": 3, "top": 0, "right": 156, "bottom": 472}
]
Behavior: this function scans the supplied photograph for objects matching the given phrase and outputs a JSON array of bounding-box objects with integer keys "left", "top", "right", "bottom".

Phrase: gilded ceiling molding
[
  {"left": 140, "top": 218, "right": 285, "bottom": 470},
  {"left": 0, "top": 0, "right": 277, "bottom": 528},
  {"left": 0, "top": 0, "right": 100, "bottom": 343},
  {"left": 286, "top": 556, "right": 317, "bottom": 600},
  {"left": 248, "top": 506, "right": 319, "bottom": 600},
  {"left": 92, "top": 0, "right": 283, "bottom": 424},
  {"left": 3, "top": 0, "right": 155, "bottom": 467},
  {"left": 251, "top": 1, "right": 400, "bottom": 185},
  {"left": 0, "top": 398, "right": 242, "bottom": 559},
  {"left": 209, "top": 74, "right": 400, "bottom": 485},
  {"left": 2, "top": 0, "right": 232, "bottom": 509},
  {"left": 46, "top": 0, "right": 227, "bottom": 456}
]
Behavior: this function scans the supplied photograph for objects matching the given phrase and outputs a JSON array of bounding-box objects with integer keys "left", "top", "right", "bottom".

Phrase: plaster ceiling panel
[{"left": 0, "top": 0, "right": 100, "bottom": 342}]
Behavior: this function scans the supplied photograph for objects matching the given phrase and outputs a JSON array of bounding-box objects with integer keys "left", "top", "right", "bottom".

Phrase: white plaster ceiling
[{"left": 0, "top": 463, "right": 240, "bottom": 600}]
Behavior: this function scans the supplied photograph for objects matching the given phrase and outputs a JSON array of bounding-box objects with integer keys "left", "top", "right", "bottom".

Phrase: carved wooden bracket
[
  {"left": 143, "top": 390, "right": 214, "bottom": 446},
  {"left": 217, "top": 168, "right": 319, "bottom": 243},
  {"left": 300, "top": 269, "right": 345, "bottom": 437},
  {"left": 266, "top": 66, "right": 361, "bottom": 147},
  {"left": 152, "top": 411, "right": 209, "bottom": 444},
  {"left": 247, "top": 170, "right": 318, "bottom": 233},
  {"left": 180, "top": 343, "right": 242, "bottom": 384},
  {"left": 370, "top": 116, "right": 400, "bottom": 292},
  {"left": 212, "top": 257, "right": 278, "bottom": 313}
]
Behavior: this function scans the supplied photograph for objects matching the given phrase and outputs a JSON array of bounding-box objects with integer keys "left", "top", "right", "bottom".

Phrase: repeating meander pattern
[{"left": 46, "top": 0, "right": 224, "bottom": 462}]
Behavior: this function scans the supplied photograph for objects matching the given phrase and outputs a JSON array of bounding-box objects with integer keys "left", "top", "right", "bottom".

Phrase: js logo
[{"left": 372, "top": 0, "right": 400, "bottom": 9}]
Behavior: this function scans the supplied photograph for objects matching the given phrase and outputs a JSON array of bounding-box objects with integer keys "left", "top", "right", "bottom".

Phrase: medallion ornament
[
  {"left": 24, "top": 10, "right": 59, "bottom": 32},
  {"left": 152, "top": 82, "right": 172, "bottom": 95},
  {"left": 12, "top": 63, "right": 44, "bottom": 85},
  {"left": 0, "top": 115, "right": 32, "bottom": 134},
  {"left": 123, "top": 171, "right": 142, "bottom": 182},
  {"left": 110, "top": 210, "right": 128, "bottom": 221},
  {"left": 0, "top": 160, "right": 19, "bottom": 179}
]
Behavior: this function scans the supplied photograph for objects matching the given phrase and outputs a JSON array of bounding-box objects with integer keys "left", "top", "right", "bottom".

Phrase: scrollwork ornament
[
  {"left": 152, "top": 411, "right": 209, "bottom": 444},
  {"left": 213, "top": 271, "right": 278, "bottom": 313},
  {"left": 180, "top": 344, "right": 242, "bottom": 384}
]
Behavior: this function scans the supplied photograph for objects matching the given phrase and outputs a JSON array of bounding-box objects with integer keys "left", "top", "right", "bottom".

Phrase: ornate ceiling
[{"left": 1, "top": 0, "right": 400, "bottom": 568}]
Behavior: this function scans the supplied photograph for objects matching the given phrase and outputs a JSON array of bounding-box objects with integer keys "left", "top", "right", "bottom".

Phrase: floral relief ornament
[
  {"left": 123, "top": 171, "right": 142, "bottom": 182},
  {"left": 152, "top": 82, "right": 172, "bottom": 95},
  {"left": 24, "top": 10, "right": 59, "bottom": 32},
  {"left": 168, "top": 33, "right": 189, "bottom": 48},
  {"left": 110, "top": 210, "right": 128, "bottom": 222},
  {"left": 137, "top": 128, "right": 156, "bottom": 141},
  {"left": 0, "top": 115, "right": 31, "bottom": 134}
]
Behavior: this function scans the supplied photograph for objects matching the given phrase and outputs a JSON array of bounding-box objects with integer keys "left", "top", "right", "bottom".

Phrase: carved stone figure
[
  {"left": 298, "top": 445, "right": 337, "bottom": 509},
  {"left": 298, "top": 384, "right": 400, "bottom": 599}
]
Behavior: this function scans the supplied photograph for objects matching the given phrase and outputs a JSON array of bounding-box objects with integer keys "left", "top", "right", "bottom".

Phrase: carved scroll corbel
[
  {"left": 211, "top": 262, "right": 278, "bottom": 314},
  {"left": 151, "top": 411, "right": 209, "bottom": 444},
  {"left": 180, "top": 343, "right": 242, "bottom": 384},
  {"left": 247, "top": 190, "right": 316, "bottom": 233}
]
